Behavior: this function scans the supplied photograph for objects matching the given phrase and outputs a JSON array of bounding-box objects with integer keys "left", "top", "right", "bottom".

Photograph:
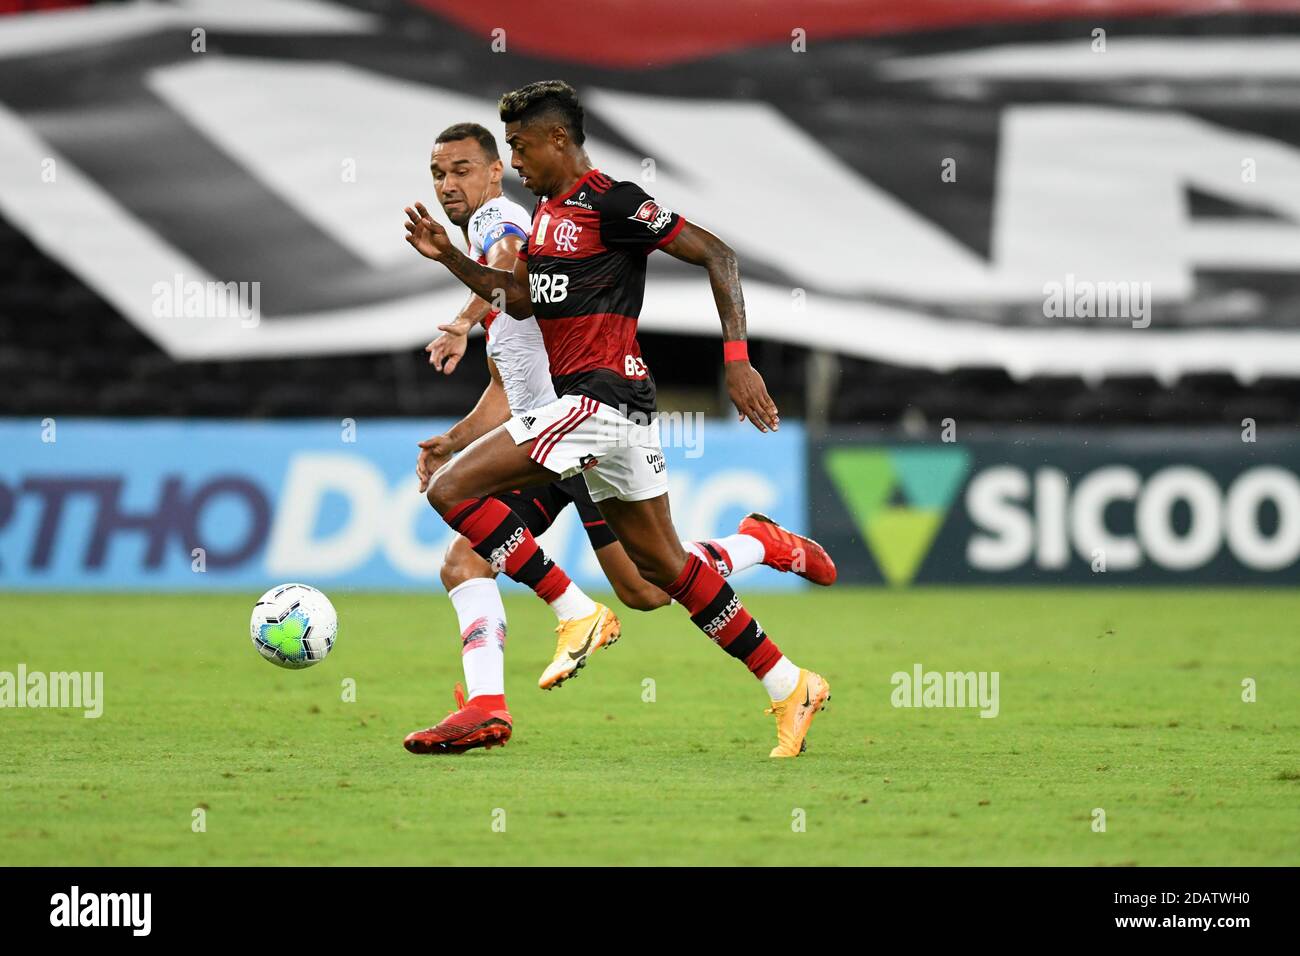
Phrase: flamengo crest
[{"left": 553, "top": 218, "right": 582, "bottom": 252}]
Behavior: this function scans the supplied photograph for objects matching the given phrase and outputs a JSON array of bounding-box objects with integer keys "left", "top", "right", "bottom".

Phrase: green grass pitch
[{"left": 2, "top": 588, "right": 1297, "bottom": 866}]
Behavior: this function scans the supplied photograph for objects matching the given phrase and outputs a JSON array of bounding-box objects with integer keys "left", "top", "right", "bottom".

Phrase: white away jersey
[
  {"left": 467, "top": 194, "right": 532, "bottom": 263},
  {"left": 465, "top": 196, "right": 555, "bottom": 415}
]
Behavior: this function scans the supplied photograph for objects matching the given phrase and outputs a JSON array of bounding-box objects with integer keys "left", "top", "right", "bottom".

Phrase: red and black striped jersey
[{"left": 517, "top": 168, "right": 684, "bottom": 416}]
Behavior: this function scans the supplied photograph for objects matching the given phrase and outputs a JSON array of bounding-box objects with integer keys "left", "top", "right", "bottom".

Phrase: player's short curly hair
[
  {"left": 435, "top": 122, "right": 499, "bottom": 161},
  {"left": 498, "top": 80, "right": 585, "bottom": 146}
]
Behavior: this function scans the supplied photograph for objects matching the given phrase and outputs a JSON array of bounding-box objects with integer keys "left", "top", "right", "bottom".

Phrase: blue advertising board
[{"left": 0, "top": 419, "right": 806, "bottom": 592}]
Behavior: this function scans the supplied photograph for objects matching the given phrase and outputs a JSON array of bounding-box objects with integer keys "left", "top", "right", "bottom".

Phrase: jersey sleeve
[
  {"left": 599, "top": 181, "right": 684, "bottom": 251},
  {"left": 517, "top": 200, "right": 542, "bottom": 261},
  {"left": 480, "top": 220, "right": 528, "bottom": 258},
  {"left": 466, "top": 209, "right": 488, "bottom": 259},
  {"left": 467, "top": 203, "right": 523, "bottom": 259}
]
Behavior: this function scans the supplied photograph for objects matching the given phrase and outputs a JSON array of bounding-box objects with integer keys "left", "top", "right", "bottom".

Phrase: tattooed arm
[
  {"left": 403, "top": 202, "right": 533, "bottom": 319},
  {"left": 661, "top": 221, "right": 779, "bottom": 432}
]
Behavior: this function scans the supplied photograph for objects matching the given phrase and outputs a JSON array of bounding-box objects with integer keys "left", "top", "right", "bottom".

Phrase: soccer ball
[{"left": 249, "top": 583, "right": 337, "bottom": 669}]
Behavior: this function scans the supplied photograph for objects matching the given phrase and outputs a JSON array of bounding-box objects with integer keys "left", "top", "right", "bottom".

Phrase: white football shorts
[{"left": 503, "top": 394, "right": 668, "bottom": 503}]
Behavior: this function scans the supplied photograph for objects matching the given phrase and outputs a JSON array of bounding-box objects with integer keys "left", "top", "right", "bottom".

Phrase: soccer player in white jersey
[{"left": 404, "top": 123, "right": 835, "bottom": 754}]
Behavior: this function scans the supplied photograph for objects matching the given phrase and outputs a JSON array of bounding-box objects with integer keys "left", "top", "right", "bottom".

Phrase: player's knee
[
  {"left": 626, "top": 549, "right": 687, "bottom": 591},
  {"left": 438, "top": 559, "right": 469, "bottom": 591},
  {"left": 425, "top": 479, "right": 451, "bottom": 513},
  {"left": 440, "top": 539, "right": 491, "bottom": 591},
  {"left": 425, "top": 466, "right": 463, "bottom": 514},
  {"left": 615, "top": 578, "right": 670, "bottom": 612}
]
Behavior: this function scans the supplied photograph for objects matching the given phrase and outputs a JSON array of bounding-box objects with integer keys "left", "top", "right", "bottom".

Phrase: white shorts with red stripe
[{"left": 503, "top": 394, "right": 668, "bottom": 503}]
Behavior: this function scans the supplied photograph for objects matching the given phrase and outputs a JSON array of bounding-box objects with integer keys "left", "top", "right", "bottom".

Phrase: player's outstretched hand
[
  {"left": 726, "top": 361, "right": 780, "bottom": 432},
  {"left": 426, "top": 321, "right": 471, "bottom": 374},
  {"left": 404, "top": 202, "right": 453, "bottom": 261},
  {"left": 416, "top": 434, "right": 455, "bottom": 492}
]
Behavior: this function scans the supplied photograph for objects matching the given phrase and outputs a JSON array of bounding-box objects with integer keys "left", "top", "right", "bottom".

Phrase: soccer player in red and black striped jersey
[{"left": 403, "top": 80, "right": 830, "bottom": 758}]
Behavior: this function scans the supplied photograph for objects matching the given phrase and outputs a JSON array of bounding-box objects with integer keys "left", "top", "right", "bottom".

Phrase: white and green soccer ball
[{"left": 250, "top": 583, "right": 337, "bottom": 669}]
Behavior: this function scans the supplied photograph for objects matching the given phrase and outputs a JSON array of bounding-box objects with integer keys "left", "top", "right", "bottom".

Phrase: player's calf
[
  {"left": 664, "top": 552, "right": 827, "bottom": 757},
  {"left": 444, "top": 495, "right": 574, "bottom": 603},
  {"left": 426, "top": 433, "right": 600, "bottom": 624},
  {"left": 665, "top": 553, "right": 779, "bottom": 676}
]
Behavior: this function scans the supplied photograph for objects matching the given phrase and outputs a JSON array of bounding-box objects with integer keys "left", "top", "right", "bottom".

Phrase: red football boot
[
  {"left": 738, "top": 512, "right": 838, "bottom": 586},
  {"left": 403, "top": 683, "right": 512, "bottom": 755}
]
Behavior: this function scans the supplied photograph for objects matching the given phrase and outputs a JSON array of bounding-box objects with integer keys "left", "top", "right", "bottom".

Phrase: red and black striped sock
[
  {"left": 664, "top": 553, "right": 782, "bottom": 678},
  {"left": 444, "top": 497, "right": 571, "bottom": 602}
]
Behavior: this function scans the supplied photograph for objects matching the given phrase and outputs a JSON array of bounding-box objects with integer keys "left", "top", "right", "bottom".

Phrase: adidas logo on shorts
[{"left": 520, "top": 415, "right": 536, "bottom": 430}]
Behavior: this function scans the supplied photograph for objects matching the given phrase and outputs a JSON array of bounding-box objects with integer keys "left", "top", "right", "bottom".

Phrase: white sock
[
  {"left": 549, "top": 581, "right": 597, "bottom": 622},
  {"left": 447, "top": 577, "right": 506, "bottom": 700},
  {"left": 683, "top": 533, "right": 767, "bottom": 577},
  {"left": 760, "top": 656, "right": 801, "bottom": 702}
]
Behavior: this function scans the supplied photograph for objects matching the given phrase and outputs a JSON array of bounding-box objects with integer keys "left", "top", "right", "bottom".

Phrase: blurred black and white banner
[{"left": 1, "top": 0, "right": 1298, "bottom": 383}]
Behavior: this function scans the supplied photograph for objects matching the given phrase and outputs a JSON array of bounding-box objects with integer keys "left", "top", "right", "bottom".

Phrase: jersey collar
[{"left": 549, "top": 168, "right": 600, "bottom": 206}]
